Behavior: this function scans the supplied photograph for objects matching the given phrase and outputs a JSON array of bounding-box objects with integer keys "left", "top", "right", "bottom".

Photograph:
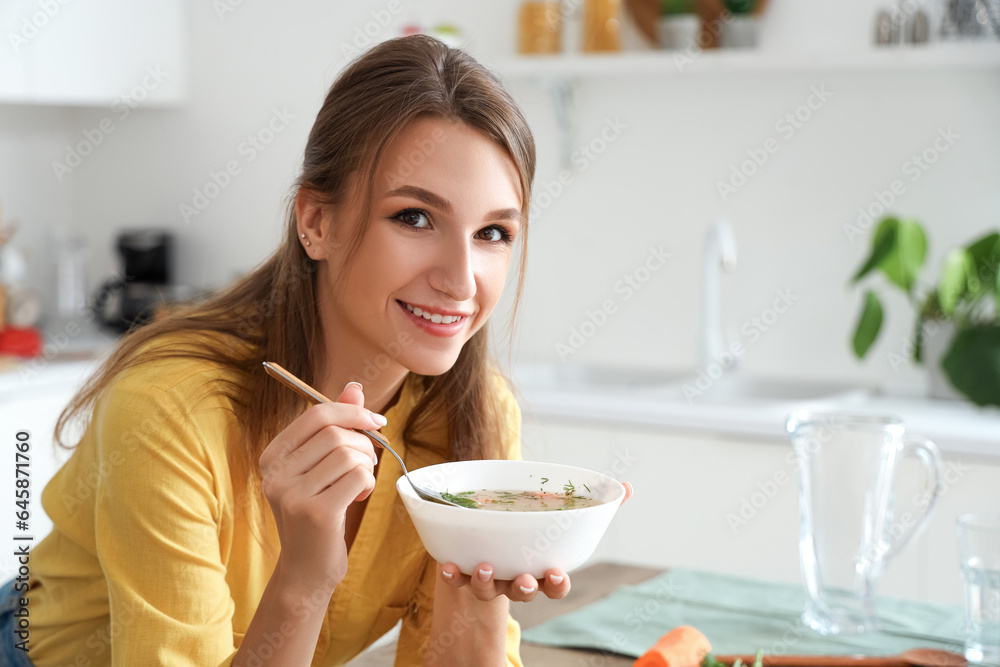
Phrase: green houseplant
[
  {"left": 660, "top": 0, "right": 695, "bottom": 13},
  {"left": 850, "top": 216, "right": 1000, "bottom": 407}
]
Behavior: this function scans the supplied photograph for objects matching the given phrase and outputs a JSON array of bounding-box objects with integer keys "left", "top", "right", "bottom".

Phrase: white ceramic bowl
[{"left": 396, "top": 460, "right": 625, "bottom": 580}]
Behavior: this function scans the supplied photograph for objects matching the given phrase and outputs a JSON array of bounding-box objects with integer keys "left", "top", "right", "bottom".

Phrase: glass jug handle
[{"left": 881, "top": 434, "right": 944, "bottom": 563}]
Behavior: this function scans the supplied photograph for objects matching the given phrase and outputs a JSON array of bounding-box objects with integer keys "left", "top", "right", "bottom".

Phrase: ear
[{"left": 295, "top": 187, "right": 334, "bottom": 260}]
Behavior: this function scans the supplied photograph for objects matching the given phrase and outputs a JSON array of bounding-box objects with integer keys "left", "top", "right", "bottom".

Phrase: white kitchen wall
[{"left": 2, "top": 0, "right": 999, "bottom": 396}]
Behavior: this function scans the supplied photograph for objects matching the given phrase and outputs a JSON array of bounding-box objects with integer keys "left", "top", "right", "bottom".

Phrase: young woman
[{"left": 1, "top": 35, "right": 572, "bottom": 666}]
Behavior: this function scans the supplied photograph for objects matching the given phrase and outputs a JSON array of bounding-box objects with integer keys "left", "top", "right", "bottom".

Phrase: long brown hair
[{"left": 55, "top": 35, "right": 535, "bottom": 519}]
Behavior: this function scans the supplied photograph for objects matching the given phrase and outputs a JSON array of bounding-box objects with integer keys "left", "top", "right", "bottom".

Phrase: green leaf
[
  {"left": 939, "top": 248, "right": 973, "bottom": 316},
  {"left": 965, "top": 232, "right": 1000, "bottom": 295},
  {"left": 942, "top": 324, "right": 1000, "bottom": 407},
  {"left": 852, "top": 218, "right": 898, "bottom": 284},
  {"left": 441, "top": 492, "right": 479, "bottom": 509},
  {"left": 852, "top": 290, "right": 884, "bottom": 358},
  {"left": 879, "top": 219, "right": 927, "bottom": 292}
]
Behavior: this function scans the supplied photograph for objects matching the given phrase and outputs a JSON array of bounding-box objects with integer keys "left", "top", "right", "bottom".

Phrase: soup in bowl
[{"left": 396, "top": 460, "right": 626, "bottom": 580}]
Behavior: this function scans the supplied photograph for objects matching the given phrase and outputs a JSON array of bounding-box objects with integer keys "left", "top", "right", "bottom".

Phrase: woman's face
[{"left": 317, "top": 117, "right": 523, "bottom": 378}]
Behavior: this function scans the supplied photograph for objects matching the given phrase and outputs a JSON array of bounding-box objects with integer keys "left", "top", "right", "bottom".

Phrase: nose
[{"left": 427, "top": 234, "right": 476, "bottom": 302}]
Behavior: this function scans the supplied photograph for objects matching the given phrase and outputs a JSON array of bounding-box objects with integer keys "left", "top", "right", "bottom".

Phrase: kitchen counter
[
  {"left": 0, "top": 322, "right": 115, "bottom": 396},
  {"left": 512, "top": 364, "right": 1000, "bottom": 460}
]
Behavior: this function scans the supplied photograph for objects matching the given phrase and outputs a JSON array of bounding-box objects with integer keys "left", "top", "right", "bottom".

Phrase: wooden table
[{"left": 348, "top": 562, "right": 662, "bottom": 666}]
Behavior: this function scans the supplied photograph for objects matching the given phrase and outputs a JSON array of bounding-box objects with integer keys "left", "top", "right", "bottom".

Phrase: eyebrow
[{"left": 385, "top": 185, "right": 522, "bottom": 224}]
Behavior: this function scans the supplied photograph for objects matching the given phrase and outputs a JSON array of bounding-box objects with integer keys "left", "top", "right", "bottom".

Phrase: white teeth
[{"left": 403, "top": 302, "right": 463, "bottom": 325}]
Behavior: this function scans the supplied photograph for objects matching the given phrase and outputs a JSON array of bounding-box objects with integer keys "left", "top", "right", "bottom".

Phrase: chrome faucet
[{"left": 702, "top": 218, "right": 738, "bottom": 370}]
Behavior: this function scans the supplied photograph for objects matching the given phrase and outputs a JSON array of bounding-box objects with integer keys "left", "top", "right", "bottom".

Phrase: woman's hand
[
  {"left": 438, "top": 563, "right": 571, "bottom": 602},
  {"left": 257, "top": 382, "right": 386, "bottom": 594}
]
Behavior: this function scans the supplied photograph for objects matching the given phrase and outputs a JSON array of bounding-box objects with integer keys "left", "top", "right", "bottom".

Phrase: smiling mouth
[{"left": 397, "top": 300, "right": 467, "bottom": 325}]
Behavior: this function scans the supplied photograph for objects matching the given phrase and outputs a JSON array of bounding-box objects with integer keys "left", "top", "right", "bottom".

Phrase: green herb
[
  {"left": 702, "top": 650, "right": 763, "bottom": 667},
  {"left": 583, "top": 483, "right": 591, "bottom": 492},
  {"left": 456, "top": 490, "right": 475, "bottom": 496},
  {"left": 441, "top": 492, "right": 478, "bottom": 509},
  {"left": 564, "top": 480, "right": 575, "bottom": 495},
  {"left": 541, "top": 477, "right": 549, "bottom": 484}
]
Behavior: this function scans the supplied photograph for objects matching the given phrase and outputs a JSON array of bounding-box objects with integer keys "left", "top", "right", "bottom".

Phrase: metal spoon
[
  {"left": 262, "top": 361, "right": 468, "bottom": 509},
  {"left": 715, "top": 648, "right": 967, "bottom": 667}
]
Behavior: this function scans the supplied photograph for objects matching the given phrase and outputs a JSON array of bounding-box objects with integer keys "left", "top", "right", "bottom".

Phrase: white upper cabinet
[{"left": 1, "top": 0, "right": 184, "bottom": 106}]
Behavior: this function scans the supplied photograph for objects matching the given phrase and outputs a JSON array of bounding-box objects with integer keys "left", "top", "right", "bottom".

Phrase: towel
[{"left": 521, "top": 568, "right": 966, "bottom": 658}]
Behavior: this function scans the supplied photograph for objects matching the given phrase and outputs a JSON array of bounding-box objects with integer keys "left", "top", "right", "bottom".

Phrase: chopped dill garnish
[{"left": 441, "top": 492, "right": 478, "bottom": 509}]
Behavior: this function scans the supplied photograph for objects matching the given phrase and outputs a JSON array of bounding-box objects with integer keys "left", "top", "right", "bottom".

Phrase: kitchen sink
[
  {"left": 513, "top": 363, "right": 872, "bottom": 404},
  {"left": 664, "top": 373, "right": 872, "bottom": 404},
  {"left": 512, "top": 363, "right": 689, "bottom": 391}
]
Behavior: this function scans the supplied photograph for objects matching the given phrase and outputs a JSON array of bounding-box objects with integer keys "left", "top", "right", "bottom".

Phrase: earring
[
  {"left": 299, "top": 233, "right": 306, "bottom": 238},
  {"left": 305, "top": 240, "right": 311, "bottom": 246}
]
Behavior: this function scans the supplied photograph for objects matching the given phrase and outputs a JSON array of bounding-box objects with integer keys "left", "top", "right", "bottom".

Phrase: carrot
[{"left": 634, "top": 625, "right": 713, "bottom": 667}]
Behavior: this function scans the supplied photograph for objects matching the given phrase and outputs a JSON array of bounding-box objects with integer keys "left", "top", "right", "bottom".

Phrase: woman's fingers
[
  {"left": 509, "top": 573, "right": 540, "bottom": 602},
  {"left": 259, "top": 400, "right": 384, "bottom": 472},
  {"left": 470, "top": 564, "right": 500, "bottom": 598},
  {"left": 314, "top": 457, "right": 377, "bottom": 508},
  {"left": 621, "top": 481, "right": 634, "bottom": 505},
  {"left": 335, "top": 381, "right": 365, "bottom": 406},
  {"left": 539, "top": 568, "right": 571, "bottom": 599},
  {"left": 439, "top": 562, "right": 471, "bottom": 588},
  {"left": 437, "top": 563, "right": 570, "bottom": 602},
  {"left": 299, "top": 444, "right": 376, "bottom": 501}
]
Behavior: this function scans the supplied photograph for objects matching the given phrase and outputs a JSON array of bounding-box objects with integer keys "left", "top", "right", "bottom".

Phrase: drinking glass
[
  {"left": 957, "top": 513, "right": 1000, "bottom": 666},
  {"left": 787, "top": 411, "right": 943, "bottom": 635}
]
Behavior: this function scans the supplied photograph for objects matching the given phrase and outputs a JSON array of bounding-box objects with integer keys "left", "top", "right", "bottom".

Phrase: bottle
[{"left": 582, "top": 0, "right": 622, "bottom": 52}]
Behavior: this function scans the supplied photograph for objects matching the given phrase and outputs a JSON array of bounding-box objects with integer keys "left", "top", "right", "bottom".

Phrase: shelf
[{"left": 488, "top": 43, "right": 1000, "bottom": 79}]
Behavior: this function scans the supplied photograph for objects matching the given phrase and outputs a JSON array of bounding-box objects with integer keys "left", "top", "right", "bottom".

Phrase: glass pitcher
[{"left": 786, "top": 411, "right": 943, "bottom": 635}]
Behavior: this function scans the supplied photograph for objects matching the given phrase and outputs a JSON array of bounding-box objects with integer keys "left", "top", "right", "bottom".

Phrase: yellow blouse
[{"left": 26, "top": 344, "right": 524, "bottom": 666}]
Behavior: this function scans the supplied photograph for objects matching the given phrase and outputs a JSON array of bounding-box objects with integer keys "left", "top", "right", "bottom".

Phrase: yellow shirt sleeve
[{"left": 92, "top": 366, "right": 239, "bottom": 665}]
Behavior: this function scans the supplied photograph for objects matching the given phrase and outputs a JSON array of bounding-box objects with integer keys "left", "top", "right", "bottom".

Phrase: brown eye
[
  {"left": 393, "top": 208, "right": 430, "bottom": 228},
  {"left": 477, "top": 226, "right": 511, "bottom": 243}
]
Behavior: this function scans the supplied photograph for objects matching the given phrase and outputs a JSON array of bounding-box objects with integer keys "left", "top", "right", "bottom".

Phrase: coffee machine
[{"left": 93, "top": 230, "right": 175, "bottom": 332}]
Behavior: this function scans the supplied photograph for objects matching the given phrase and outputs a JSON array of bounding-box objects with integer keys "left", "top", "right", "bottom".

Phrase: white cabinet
[
  {"left": 520, "top": 417, "right": 1000, "bottom": 607},
  {"left": 0, "top": 0, "right": 184, "bottom": 106}
]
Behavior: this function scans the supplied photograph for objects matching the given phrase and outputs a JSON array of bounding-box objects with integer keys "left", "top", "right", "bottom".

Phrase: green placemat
[{"left": 522, "top": 568, "right": 966, "bottom": 658}]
